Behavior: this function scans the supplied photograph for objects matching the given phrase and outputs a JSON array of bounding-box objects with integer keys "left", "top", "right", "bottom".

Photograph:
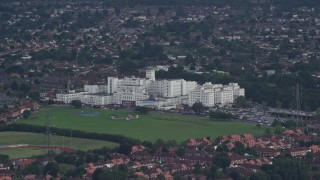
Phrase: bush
[
  {"left": 192, "top": 102, "right": 204, "bottom": 114},
  {"left": 135, "top": 106, "right": 150, "bottom": 114},
  {"left": 209, "top": 111, "right": 233, "bottom": 120},
  {"left": 23, "top": 110, "right": 31, "bottom": 119},
  {"left": 48, "top": 99, "right": 55, "bottom": 105},
  {"left": 71, "top": 100, "right": 82, "bottom": 108}
]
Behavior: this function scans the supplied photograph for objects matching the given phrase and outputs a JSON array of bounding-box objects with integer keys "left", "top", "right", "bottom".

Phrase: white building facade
[
  {"left": 80, "top": 94, "right": 112, "bottom": 105},
  {"left": 84, "top": 85, "right": 108, "bottom": 94},
  {"left": 188, "top": 87, "right": 215, "bottom": 107},
  {"left": 56, "top": 70, "right": 245, "bottom": 109},
  {"left": 112, "top": 85, "right": 149, "bottom": 105},
  {"left": 188, "top": 83, "right": 245, "bottom": 107},
  {"left": 148, "top": 79, "right": 197, "bottom": 98},
  {"left": 56, "top": 92, "right": 87, "bottom": 103}
]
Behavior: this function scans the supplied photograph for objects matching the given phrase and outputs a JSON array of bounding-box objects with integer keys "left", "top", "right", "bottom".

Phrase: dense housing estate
[
  {"left": 3, "top": 128, "right": 320, "bottom": 180},
  {"left": 56, "top": 70, "right": 245, "bottom": 109},
  {"left": 1, "top": 0, "right": 320, "bottom": 178}
]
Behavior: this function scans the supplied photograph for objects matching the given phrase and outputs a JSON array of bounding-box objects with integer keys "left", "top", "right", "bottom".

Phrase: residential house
[
  {"left": 131, "top": 145, "right": 146, "bottom": 153},
  {"left": 255, "top": 148, "right": 281, "bottom": 157},
  {"left": 230, "top": 155, "right": 247, "bottom": 166},
  {"left": 185, "top": 138, "right": 212, "bottom": 147},
  {"left": 23, "top": 174, "right": 52, "bottom": 180},
  {"left": 131, "top": 151, "right": 151, "bottom": 160},
  {"left": 309, "top": 145, "right": 320, "bottom": 153},
  {"left": 153, "top": 151, "right": 178, "bottom": 162},
  {"left": 289, "top": 147, "right": 311, "bottom": 157},
  {"left": 12, "top": 158, "right": 36, "bottom": 170}
]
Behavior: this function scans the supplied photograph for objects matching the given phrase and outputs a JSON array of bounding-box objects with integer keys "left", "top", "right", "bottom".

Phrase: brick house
[{"left": 289, "top": 147, "right": 311, "bottom": 157}]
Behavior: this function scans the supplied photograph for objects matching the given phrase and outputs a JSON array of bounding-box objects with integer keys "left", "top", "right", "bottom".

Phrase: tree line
[{"left": 0, "top": 124, "right": 140, "bottom": 146}]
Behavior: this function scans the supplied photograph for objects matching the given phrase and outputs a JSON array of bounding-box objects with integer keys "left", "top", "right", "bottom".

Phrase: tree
[
  {"left": 118, "top": 164, "right": 128, "bottom": 172},
  {"left": 44, "top": 162, "right": 59, "bottom": 177},
  {"left": 232, "top": 142, "right": 246, "bottom": 155},
  {"left": 6, "top": 65, "right": 24, "bottom": 74},
  {"left": 92, "top": 163, "right": 129, "bottom": 179},
  {"left": 234, "top": 96, "right": 248, "bottom": 108},
  {"left": 316, "top": 107, "right": 320, "bottom": 120},
  {"left": 28, "top": 91, "right": 40, "bottom": 101},
  {"left": 117, "top": 144, "right": 131, "bottom": 155},
  {"left": 230, "top": 171, "right": 241, "bottom": 180},
  {"left": 283, "top": 120, "right": 297, "bottom": 129},
  {"left": 249, "top": 172, "right": 268, "bottom": 180},
  {"left": 203, "top": 164, "right": 221, "bottom": 179},
  {"left": 276, "top": 101, "right": 282, "bottom": 117},
  {"left": 19, "top": 83, "right": 31, "bottom": 94},
  {"left": 65, "top": 166, "right": 86, "bottom": 178},
  {"left": 213, "top": 152, "right": 231, "bottom": 169},
  {"left": 216, "top": 143, "right": 229, "bottom": 152},
  {"left": 157, "top": 174, "right": 165, "bottom": 180},
  {"left": 314, "top": 172, "right": 320, "bottom": 180},
  {"left": 190, "top": 64, "right": 196, "bottom": 71},
  {"left": 272, "top": 120, "right": 282, "bottom": 127},
  {"left": 34, "top": 78, "right": 41, "bottom": 85},
  {"left": 154, "top": 139, "right": 165, "bottom": 149},
  {"left": 23, "top": 162, "right": 41, "bottom": 175},
  {"left": 85, "top": 153, "right": 99, "bottom": 163},
  {"left": 23, "top": 110, "right": 31, "bottom": 119},
  {"left": 11, "top": 81, "right": 19, "bottom": 91},
  {"left": 270, "top": 158, "right": 308, "bottom": 180},
  {"left": 0, "top": 154, "right": 10, "bottom": 164},
  {"left": 48, "top": 99, "right": 55, "bottom": 105},
  {"left": 193, "top": 162, "right": 201, "bottom": 174},
  {"left": 173, "top": 174, "right": 184, "bottom": 180},
  {"left": 265, "top": 128, "right": 271, "bottom": 135},
  {"left": 176, "top": 145, "right": 186, "bottom": 157},
  {"left": 97, "top": 170, "right": 127, "bottom": 180},
  {"left": 71, "top": 100, "right": 82, "bottom": 108},
  {"left": 92, "top": 168, "right": 104, "bottom": 180},
  {"left": 209, "top": 111, "right": 233, "bottom": 120},
  {"left": 192, "top": 102, "right": 204, "bottom": 114},
  {"left": 135, "top": 106, "right": 150, "bottom": 114},
  {"left": 274, "top": 125, "right": 283, "bottom": 134},
  {"left": 305, "top": 152, "right": 313, "bottom": 160}
]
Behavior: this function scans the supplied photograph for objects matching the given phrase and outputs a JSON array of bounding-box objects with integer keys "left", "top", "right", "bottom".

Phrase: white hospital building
[
  {"left": 188, "top": 82, "right": 245, "bottom": 107},
  {"left": 56, "top": 70, "right": 245, "bottom": 109}
]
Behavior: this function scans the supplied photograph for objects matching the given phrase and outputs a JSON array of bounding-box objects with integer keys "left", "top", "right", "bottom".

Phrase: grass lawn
[
  {"left": 164, "top": 46, "right": 193, "bottom": 56},
  {"left": 0, "top": 131, "right": 118, "bottom": 151},
  {"left": 0, "top": 148, "right": 49, "bottom": 159},
  {"left": 18, "top": 107, "right": 266, "bottom": 142}
]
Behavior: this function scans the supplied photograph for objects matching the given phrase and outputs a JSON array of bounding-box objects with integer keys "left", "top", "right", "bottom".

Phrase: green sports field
[
  {"left": 0, "top": 131, "right": 118, "bottom": 151},
  {"left": 19, "top": 107, "right": 266, "bottom": 142},
  {"left": 0, "top": 148, "right": 50, "bottom": 159}
]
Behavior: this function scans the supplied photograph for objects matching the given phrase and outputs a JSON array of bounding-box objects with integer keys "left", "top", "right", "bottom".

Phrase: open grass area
[
  {"left": 164, "top": 46, "right": 193, "bottom": 57},
  {"left": 0, "top": 131, "right": 119, "bottom": 151},
  {"left": 19, "top": 107, "right": 266, "bottom": 142},
  {"left": 0, "top": 148, "right": 49, "bottom": 159}
]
